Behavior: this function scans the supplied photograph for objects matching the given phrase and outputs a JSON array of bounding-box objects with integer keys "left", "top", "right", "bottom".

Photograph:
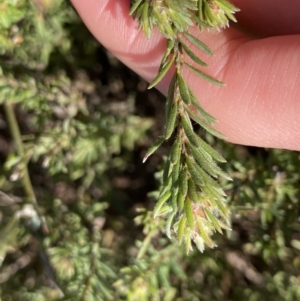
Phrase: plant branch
[
  {"left": 131, "top": 0, "right": 239, "bottom": 252},
  {"left": 4, "top": 103, "right": 37, "bottom": 202}
]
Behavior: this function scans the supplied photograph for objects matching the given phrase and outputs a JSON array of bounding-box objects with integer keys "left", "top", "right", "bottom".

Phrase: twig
[
  {"left": 225, "top": 251, "right": 264, "bottom": 286},
  {"left": 4, "top": 103, "right": 37, "bottom": 204},
  {"left": 0, "top": 190, "right": 22, "bottom": 206}
]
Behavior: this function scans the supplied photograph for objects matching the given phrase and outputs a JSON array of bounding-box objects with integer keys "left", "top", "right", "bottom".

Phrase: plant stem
[{"left": 4, "top": 103, "right": 37, "bottom": 204}]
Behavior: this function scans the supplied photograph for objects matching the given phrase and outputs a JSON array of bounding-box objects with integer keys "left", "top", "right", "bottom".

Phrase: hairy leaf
[
  {"left": 179, "top": 168, "right": 188, "bottom": 198},
  {"left": 185, "top": 105, "right": 225, "bottom": 139},
  {"left": 177, "top": 73, "right": 191, "bottom": 105},
  {"left": 184, "top": 198, "right": 194, "bottom": 229},
  {"left": 170, "top": 137, "right": 182, "bottom": 163},
  {"left": 185, "top": 63, "right": 225, "bottom": 86},
  {"left": 183, "top": 32, "right": 214, "bottom": 55},
  {"left": 164, "top": 100, "right": 178, "bottom": 139},
  {"left": 148, "top": 54, "right": 175, "bottom": 89},
  {"left": 188, "top": 178, "right": 199, "bottom": 201},
  {"left": 186, "top": 87, "right": 217, "bottom": 123},
  {"left": 197, "top": 218, "right": 216, "bottom": 248},
  {"left": 154, "top": 191, "right": 171, "bottom": 218},
  {"left": 177, "top": 191, "right": 185, "bottom": 212},
  {"left": 180, "top": 42, "right": 208, "bottom": 67},
  {"left": 194, "top": 135, "right": 227, "bottom": 163},
  {"left": 129, "top": 0, "right": 143, "bottom": 15},
  {"left": 143, "top": 136, "right": 165, "bottom": 163},
  {"left": 165, "top": 211, "right": 176, "bottom": 238},
  {"left": 177, "top": 215, "right": 186, "bottom": 244},
  {"left": 204, "top": 208, "right": 222, "bottom": 233},
  {"left": 186, "top": 155, "right": 204, "bottom": 186}
]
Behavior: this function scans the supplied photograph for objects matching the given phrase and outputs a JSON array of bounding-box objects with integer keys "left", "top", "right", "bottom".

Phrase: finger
[
  {"left": 189, "top": 30, "right": 300, "bottom": 151},
  {"left": 231, "top": 0, "right": 300, "bottom": 37},
  {"left": 71, "top": 0, "right": 166, "bottom": 82},
  {"left": 71, "top": 0, "right": 300, "bottom": 151}
]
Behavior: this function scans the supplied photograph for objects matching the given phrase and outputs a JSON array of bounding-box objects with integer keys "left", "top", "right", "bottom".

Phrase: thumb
[{"left": 71, "top": 0, "right": 300, "bottom": 151}]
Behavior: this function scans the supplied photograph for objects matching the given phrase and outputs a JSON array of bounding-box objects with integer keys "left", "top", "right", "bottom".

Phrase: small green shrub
[{"left": 0, "top": 1, "right": 299, "bottom": 301}]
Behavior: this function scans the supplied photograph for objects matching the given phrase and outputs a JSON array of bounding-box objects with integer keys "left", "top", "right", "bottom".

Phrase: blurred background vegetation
[{"left": 0, "top": 1, "right": 299, "bottom": 300}]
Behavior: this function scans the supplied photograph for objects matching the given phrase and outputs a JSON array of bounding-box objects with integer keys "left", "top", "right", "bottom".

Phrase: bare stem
[{"left": 4, "top": 103, "right": 37, "bottom": 205}]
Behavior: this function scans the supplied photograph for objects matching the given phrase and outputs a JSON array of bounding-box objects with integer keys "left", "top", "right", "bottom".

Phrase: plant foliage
[
  {"left": 131, "top": 0, "right": 239, "bottom": 251},
  {"left": 0, "top": 1, "right": 300, "bottom": 301}
]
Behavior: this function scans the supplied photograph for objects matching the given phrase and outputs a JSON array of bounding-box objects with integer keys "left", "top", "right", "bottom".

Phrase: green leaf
[
  {"left": 159, "top": 175, "right": 172, "bottom": 197},
  {"left": 184, "top": 198, "right": 194, "bottom": 229},
  {"left": 215, "top": 168, "right": 232, "bottom": 181},
  {"left": 189, "top": 141, "right": 231, "bottom": 180},
  {"left": 0, "top": 6, "right": 25, "bottom": 29},
  {"left": 163, "top": 158, "right": 172, "bottom": 183},
  {"left": 185, "top": 63, "right": 225, "bottom": 86},
  {"left": 177, "top": 215, "right": 186, "bottom": 244},
  {"left": 154, "top": 191, "right": 171, "bottom": 218},
  {"left": 185, "top": 105, "right": 225, "bottom": 139},
  {"left": 143, "top": 136, "right": 165, "bottom": 163},
  {"left": 181, "top": 111, "right": 199, "bottom": 147},
  {"left": 171, "top": 188, "right": 179, "bottom": 211},
  {"left": 161, "top": 39, "right": 175, "bottom": 67},
  {"left": 211, "top": 200, "right": 229, "bottom": 222},
  {"left": 172, "top": 13, "right": 193, "bottom": 32},
  {"left": 183, "top": 32, "right": 214, "bottom": 55},
  {"left": 186, "top": 155, "right": 204, "bottom": 186},
  {"left": 129, "top": 0, "right": 143, "bottom": 15},
  {"left": 165, "top": 74, "right": 176, "bottom": 119},
  {"left": 215, "top": 0, "right": 240, "bottom": 22},
  {"left": 187, "top": 140, "right": 213, "bottom": 164},
  {"left": 164, "top": 100, "right": 178, "bottom": 139},
  {"left": 165, "top": 211, "right": 176, "bottom": 238},
  {"left": 185, "top": 229, "right": 193, "bottom": 253},
  {"left": 172, "top": 156, "right": 181, "bottom": 187},
  {"left": 203, "top": 1, "right": 218, "bottom": 27},
  {"left": 191, "top": 13, "right": 212, "bottom": 29},
  {"left": 153, "top": 9, "right": 175, "bottom": 39},
  {"left": 224, "top": 10, "right": 237, "bottom": 23},
  {"left": 197, "top": 218, "right": 216, "bottom": 248},
  {"left": 177, "top": 191, "right": 185, "bottom": 212},
  {"left": 134, "top": 3, "right": 144, "bottom": 20},
  {"left": 179, "top": 168, "right": 188, "bottom": 198},
  {"left": 192, "top": 161, "right": 222, "bottom": 190},
  {"left": 177, "top": 73, "right": 191, "bottom": 105},
  {"left": 180, "top": 42, "right": 208, "bottom": 67},
  {"left": 197, "top": 0, "right": 203, "bottom": 20},
  {"left": 186, "top": 87, "right": 217, "bottom": 123},
  {"left": 148, "top": 54, "right": 175, "bottom": 89},
  {"left": 194, "top": 135, "right": 226, "bottom": 163},
  {"left": 159, "top": 204, "right": 174, "bottom": 216},
  {"left": 202, "top": 186, "right": 228, "bottom": 219},
  {"left": 188, "top": 178, "right": 199, "bottom": 201},
  {"left": 188, "top": 142, "right": 218, "bottom": 178},
  {"left": 141, "top": 2, "right": 151, "bottom": 38},
  {"left": 170, "top": 137, "right": 182, "bottom": 163},
  {"left": 204, "top": 208, "right": 222, "bottom": 234}
]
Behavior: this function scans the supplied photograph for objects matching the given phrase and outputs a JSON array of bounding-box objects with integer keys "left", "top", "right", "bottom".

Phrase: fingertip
[
  {"left": 71, "top": 0, "right": 166, "bottom": 81},
  {"left": 71, "top": 0, "right": 300, "bottom": 151}
]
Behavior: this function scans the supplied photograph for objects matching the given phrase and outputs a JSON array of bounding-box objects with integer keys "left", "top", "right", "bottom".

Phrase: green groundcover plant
[{"left": 0, "top": 1, "right": 299, "bottom": 301}]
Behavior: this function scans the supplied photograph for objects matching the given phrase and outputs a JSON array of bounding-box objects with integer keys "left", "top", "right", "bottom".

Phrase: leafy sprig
[{"left": 130, "top": 0, "right": 239, "bottom": 252}]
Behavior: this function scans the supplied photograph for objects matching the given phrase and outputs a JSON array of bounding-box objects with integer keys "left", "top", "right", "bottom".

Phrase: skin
[{"left": 70, "top": 0, "right": 300, "bottom": 151}]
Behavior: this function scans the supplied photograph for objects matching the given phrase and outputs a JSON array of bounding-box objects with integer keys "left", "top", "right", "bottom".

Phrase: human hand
[{"left": 71, "top": 0, "right": 300, "bottom": 151}]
